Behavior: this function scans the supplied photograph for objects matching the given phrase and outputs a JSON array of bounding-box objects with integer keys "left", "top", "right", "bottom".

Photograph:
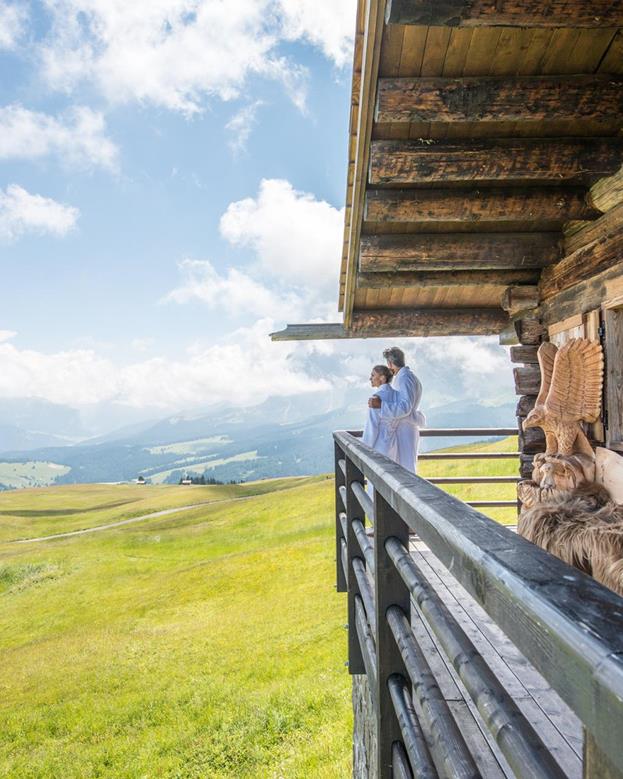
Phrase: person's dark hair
[
  {"left": 382, "top": 346, "right": 405, "bottom": 368},
  {"left": 373, "top": 365, "right": 393, "bottom": 384}
]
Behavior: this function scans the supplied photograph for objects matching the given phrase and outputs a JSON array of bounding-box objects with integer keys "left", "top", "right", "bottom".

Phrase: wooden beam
[
  {"left": 271, "top": 308, "right": 508, "bottom": 340},
  {"left": 501, "top": 286, "right": 539, "bottom": 316},
  {"left": 357, "top": 269, "right": 539, "bottom": 289},
  {"left": 513, "top": 366, "right": 541, "bottom": 396},
  {"left": 510, "top": 346, "right": 539, "bottom": 365},
  {"left": 515, "top": 317, "right": 546, "bottom": 345},
  {"left": 565, "top": 201, "right": 623, "bottom": 255},
  {"left": 360, "top": 233, "right": 560, "bottom": 272},
  {"left": 349, "top": 308, "right": 508, "bottom": 336},
  {"left": 369, "top": 139, "right": 623, "bottom": 186},
  {"left": 271, "top": 323, "right": 348, "bottom": 341},
  {"left": 376, "top": 75, "right": 623, "bottom": 124},
  {"left": 365, "top": 188, "right": 597, "bottom": 227},
  {"left": 541, "top": 223, "right": 623, "bottom": 299},
  {"left": 385, "top": 0, "right": 623, "bottom": 27},
  {"left": 590, "top": 164, "right": 623, "bottom": 213}
]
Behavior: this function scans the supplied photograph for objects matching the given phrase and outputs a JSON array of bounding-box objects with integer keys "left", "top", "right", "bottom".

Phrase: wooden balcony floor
[{"left": 409, "top": 537, "right": 583, "bottom": 778}]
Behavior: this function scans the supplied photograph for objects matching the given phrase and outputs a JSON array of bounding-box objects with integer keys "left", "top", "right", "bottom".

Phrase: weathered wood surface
[
  {"left": 357, "top": 269, "right": 539, "bottom": 289},
  {"left": 373, "top": 492, "right": 412, "bottom": 779},
  {"left": 369, "top": 139, "right": 623, "bottom": 186},
  {"left": 565, "top": 202, "right": 623, "bottom": 255},
  {"left": 518, "top": 425, "right": 547, "bottom": 455},
  {"left": 376, "top": 76, "right": 623, "bottom": 124},
  {"left": 515, "top": 317, "right": 546, "bottom": 345},
  {"left": 501, "top": 286, "right": 539, "bottom": 316},
  {"left": 590, "top": 165, "right": 623, "bottom": 213},
  {"left": 386, "top": 0, "right": 623, "bottom": 27},
  {"left": 513, "top": 366, "right": 541, "bottom": 396},
  {"left": 348, "top": 308, "right": 509, "bottom": 337},
  {"left": 510, "top": 346, "right": 539, "bottom": 365},
  {"left": 365, "top": 187, "right": 597, "bottom": 227},
  {"left": 541, "top": 224, "right": 623, "bottom": 299},
  {"left": 335, "top": 430, "right": 623, "bottom": 774},
  {"left": 605, "top": 308, "right": 623, "bottom": 449},
  {"left": 360, "top": 233, "right": 560, "bottom": 272},
  {"left": 516, "top": 395, "right": 537, "bottom": 417},
  {"left": 520, "top": 453, "right": 535, "bottom": 479},
  {"left": 540, "top": 261, "right": 623, "bottom": 326}
]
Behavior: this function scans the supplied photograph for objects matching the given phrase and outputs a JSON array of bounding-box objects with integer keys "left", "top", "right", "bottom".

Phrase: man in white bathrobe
[{"left": 368, "top": 346, "right": 425, "bottom": 474}]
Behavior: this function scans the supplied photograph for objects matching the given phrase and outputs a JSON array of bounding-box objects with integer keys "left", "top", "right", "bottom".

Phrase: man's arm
[{"left": 379, "top": 372, "right": 422, "bottom": 420}]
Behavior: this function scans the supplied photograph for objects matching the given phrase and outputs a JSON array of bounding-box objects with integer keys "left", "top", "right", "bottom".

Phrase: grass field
[
  {"left": 0, "top": 476, "right": 351, "bottom": 778},
  {"left": 0, "top": 436, "right": 519, "bottom": 777}
]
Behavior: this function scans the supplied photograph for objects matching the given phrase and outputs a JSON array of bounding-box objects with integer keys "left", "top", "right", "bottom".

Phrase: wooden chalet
[{"left": 274, "top": 2, "right": 623, "bottom": 778}]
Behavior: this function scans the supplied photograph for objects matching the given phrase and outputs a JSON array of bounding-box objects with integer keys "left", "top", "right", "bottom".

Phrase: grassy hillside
[
  {"left": 418, "top": 435, "right": 519, "bottom": 525},
  {"left": 0, "top": 477, "right": 351, "bottom": 778}
]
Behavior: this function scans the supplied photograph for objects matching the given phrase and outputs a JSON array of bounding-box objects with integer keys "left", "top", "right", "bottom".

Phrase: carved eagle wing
[
  {"left": 544, "top": 338, "right": 604, "bottom": 424},
  {"left": 535, "top": 342, "right": 558, "bottom": 406}
]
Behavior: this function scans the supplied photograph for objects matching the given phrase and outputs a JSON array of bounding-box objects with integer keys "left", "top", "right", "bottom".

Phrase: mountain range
[{"left": 0, "top": 393, "right": 515, "bottom": 489}]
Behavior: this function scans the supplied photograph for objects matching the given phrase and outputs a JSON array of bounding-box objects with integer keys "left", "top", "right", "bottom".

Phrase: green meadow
[{"left": 0, "top": 437, "right": 518, "bottom": 778}]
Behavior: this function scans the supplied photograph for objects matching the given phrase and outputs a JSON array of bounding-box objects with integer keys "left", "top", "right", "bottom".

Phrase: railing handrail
[
  {"left": 349, "top": 426, "right": 518, "bottom": 438},
  {"left": 334, "top": 429, "right": 623, "bottom": 775}
]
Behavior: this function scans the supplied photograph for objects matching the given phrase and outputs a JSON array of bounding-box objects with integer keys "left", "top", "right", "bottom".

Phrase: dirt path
[{"left": 12, "top": 501, "right": 216, "bottom": 544}]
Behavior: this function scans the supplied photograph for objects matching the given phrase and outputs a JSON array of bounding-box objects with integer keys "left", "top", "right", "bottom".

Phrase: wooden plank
[
  {"left": 547, "top": 313, "right": 584, "bottom": 337},
  {"left": 541, "top": 261, "right": 623, "bottom": 325},
  {"left": 565, "top": 202, "right": 623, "bottom": 256},
  {"left": 357, "top": 269, "right": 539, "bottom": 289},
  {"left": 376, "top": 75, "right": 623, "bottom": 124},
  {"left": 348, "top": 307, "right": 509, "bottom": 336},
  {"left": 386, "top": 0, "right": 623, "bottom": 27},
  {"left": 365, "top": 187, "right": 597, "bottom": 226},
  {"left": 541, "top": 223, "right": 623, "bottom": 299},
  {"left": 604, "top": 307, "right": 623, "bottom": 449},
  {"left": 360, "top": 233, "right": 560, "bottom": 272},
  {"left": 369, "top": 138, "right": 623, "bottom": 186}
]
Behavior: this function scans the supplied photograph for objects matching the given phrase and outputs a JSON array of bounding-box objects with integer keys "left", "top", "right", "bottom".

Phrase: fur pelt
[{"left": 518, "top": 483, "right": 623, "bottom": 596}]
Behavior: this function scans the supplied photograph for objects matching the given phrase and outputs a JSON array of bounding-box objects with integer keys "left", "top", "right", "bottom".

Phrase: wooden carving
[
  {"left": 516, "top": 338, "right": 623, "bottom": 596},
  {"left": 523, "top": 339, "right": 604, "bottom": 457}
]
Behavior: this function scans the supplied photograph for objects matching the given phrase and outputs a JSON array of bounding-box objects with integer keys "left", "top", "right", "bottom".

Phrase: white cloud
[
  {"left": 225, "top": 100, "right": 264, "bottom": 154},
  {"left": 0, "top": 2, "right": 26, "bottom": 50},
  {"left": 165, "top": 258, "right": 303, "bottom": 319},
  {"left": 0, "top": 185, "right": 79, "bottom": 241},
  {"left": 39, "top": 0, "right": 309, "bottom": 115},
  {"left": 0, "top": 104, "right": 119, "bottom": 170},
  {"left": 0, "top": 320, "right": 329, "bottom": 408},
  {"left": 278, "top": 0, "right": 356, "bottom": 67},
  {"left": 219, "top": 178, "right": 343, "bottom": 290}
]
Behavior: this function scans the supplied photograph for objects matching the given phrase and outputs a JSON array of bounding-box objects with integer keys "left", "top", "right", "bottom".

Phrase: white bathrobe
[
  {"left": 362, "top": 382, "right": 399, "bottom": 460},
  {"left": 379, "top": 366, "right": 425, "bottom": 474}
]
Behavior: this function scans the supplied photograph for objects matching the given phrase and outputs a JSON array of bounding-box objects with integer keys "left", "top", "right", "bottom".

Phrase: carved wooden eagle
[{"left": 523, "top": 339, "right": 604, "bottom": 457}]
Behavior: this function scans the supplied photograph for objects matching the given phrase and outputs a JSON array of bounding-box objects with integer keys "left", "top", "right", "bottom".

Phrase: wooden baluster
[{"left": 373, "top": 489, "right": 412, "bottom": 778}]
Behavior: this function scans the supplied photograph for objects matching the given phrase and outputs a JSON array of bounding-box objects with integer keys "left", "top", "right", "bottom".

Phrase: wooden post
[
  {"left": 335, "top": 442, "right": 347, "bottom": 593},
  {"left": 345, "top": 458, "right": 366, "bottom": 675},
  {"left": 511, "top": 317, "right": 546, "bottom": 482},
  {"left": 373, "top": 490, "right": 411, "bottom": 778}
]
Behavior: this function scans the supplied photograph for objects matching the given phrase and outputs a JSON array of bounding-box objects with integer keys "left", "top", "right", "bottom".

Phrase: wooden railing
[{"left": 334, "top": 430, "right": 623, "bottom": 779}]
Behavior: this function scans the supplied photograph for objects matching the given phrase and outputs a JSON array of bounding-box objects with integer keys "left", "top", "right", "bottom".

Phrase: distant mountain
[
  {"left": 0, "top": 394, "right": 515, "bottom": 489},
  {"left": 0, "top": 398, "right": 88, "bottom": 451}
]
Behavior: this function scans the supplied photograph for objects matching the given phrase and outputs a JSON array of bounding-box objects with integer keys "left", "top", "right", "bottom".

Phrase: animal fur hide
[{"left": 518, "top": 483, "right": 623, "bottom": 597}]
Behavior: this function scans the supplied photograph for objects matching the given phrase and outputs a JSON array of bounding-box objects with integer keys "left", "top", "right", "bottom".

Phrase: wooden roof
[{"left": 272, "top": 0, "right": 623, "bottom": 341}]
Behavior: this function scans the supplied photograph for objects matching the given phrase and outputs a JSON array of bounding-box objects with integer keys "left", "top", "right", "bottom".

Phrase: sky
[{"left": 0, "top": 0, "right": 515, "bottom": 428}]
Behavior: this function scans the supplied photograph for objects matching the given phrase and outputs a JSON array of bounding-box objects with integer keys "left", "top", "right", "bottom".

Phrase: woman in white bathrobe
[{"left": 362, "top": 365, "right": 399, "bottom": 460}]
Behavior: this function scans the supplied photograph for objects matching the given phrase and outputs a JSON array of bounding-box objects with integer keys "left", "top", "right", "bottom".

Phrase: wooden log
[
  {"left": 369, "top": 139, "right": 623, "bottom": 186},
  {"left": 349, "top": 308, "right": 509, "bottom": 337},
  {"left": 516, "top": 396, "right": 537, "bottom": 418},
  {"left": 514, "top": 317, "right": 546, "bottom": 345},
  {"left": 376, "top": 76, "right": 623, "bottom": 124},
  {"left": 518, "top": 425, "right": 546, "bottom": 455},
  {"left": 385, "top": 0, "right": 623, "bottom": 27},
  {"left": 357, "top": 269, "right": 539, "bottom": 289},
  {"left": 519, "top": 453, "right": 535, "bottom": 479},
  {"left": 272, "top": 308, "right": 509, "bottom": 340},
  {"left": 360, "top": 233, "right": 560, "bottom": 272},
  {"left": 510, "top": 347, "right": 539, "bottom": 365},
  {"left": 365, "top": 187, "right": 597, "bottom": 226},
  {"left": 501, "top": 286, "right": 540, "bottom": 316},
  {"left": 565, "top": 202, "right": 623, "bottom": 256},
  {"left": 590, "top": 165, "right": 623, "bottom": 213},
  {"left": 541, "top": 224, "right": 623, "bottom": 299},
  {"left": 514, "top": 366, "right": 541, "bottom": 396},
  {"left": 540, "top": 261, "right": 623, "bottom": 326}
]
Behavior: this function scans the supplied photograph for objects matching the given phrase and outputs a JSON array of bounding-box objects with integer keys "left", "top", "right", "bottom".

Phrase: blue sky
[{"left": 0, "top": 0, "right": 514, "bottom": 423}]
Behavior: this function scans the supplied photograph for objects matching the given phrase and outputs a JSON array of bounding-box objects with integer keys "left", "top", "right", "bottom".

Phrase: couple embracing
[{"left": 362, "top": 346, "right": 425, "bottom": 475}]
